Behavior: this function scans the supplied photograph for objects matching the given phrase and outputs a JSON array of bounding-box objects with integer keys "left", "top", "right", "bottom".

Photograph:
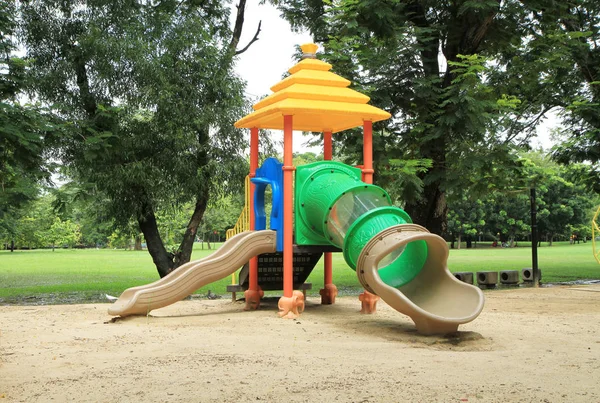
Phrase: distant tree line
[
  {"left": 0, "top": 189, "right": 244, "bottom": 251},
  {"left": 445, "top": 151, "right": 597, "bottom": 248}
]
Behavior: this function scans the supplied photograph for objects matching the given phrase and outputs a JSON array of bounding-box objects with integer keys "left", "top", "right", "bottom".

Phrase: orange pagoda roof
[{"left": 234, "top": 44, "right": 391, "bottom": 133}]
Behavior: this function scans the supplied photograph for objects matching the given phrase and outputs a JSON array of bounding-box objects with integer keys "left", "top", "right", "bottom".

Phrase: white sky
[
  {"left": 231, "top": 2, "right": 320, "bottom": 154},
  {"left": 232, "top": 3, "right": 312, "bottom": 99},
  {"left": 533, "top": 113, "right": 560, "bottom": 150}
]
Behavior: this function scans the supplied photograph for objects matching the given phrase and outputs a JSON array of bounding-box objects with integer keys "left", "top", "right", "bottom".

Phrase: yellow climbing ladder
[
  {"left": 226, "top": 176, "right": 251, "bottom": 295},
  {"left": 593, "top": 205, "right": 600, "bottom": 264}
]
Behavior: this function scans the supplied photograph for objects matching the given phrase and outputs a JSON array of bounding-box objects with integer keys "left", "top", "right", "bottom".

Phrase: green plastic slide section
[{"left": 294, "top": 161, "right": 428, "bottom": 288}]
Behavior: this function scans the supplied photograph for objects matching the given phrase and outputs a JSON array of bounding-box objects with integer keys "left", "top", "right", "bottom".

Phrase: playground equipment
[
  {"left": 292, "top": 160, "right": 483, "bottom": 333},
  {"left": 108, "top": 43, "right": 484, "bottom": 334},
  {"left": 107, "top": 231, "right": 276, "bottom": 316}
]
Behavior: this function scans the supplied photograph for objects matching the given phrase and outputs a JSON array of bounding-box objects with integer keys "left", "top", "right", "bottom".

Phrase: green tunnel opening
[
  {"left": 340, "top": 206, "right": 428, "bottom": 287},
  {"left": 295, "top": 161, "right": 428, "bottom": 288}
]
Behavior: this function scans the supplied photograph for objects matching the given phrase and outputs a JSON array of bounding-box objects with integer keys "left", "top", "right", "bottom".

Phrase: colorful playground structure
[{"left": 108, "top": 44, "right": 484, "bottom": 334}]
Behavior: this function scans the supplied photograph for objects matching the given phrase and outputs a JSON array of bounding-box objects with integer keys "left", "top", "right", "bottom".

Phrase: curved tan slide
[
  {"left": 108, "top": 230, "right": 277, "bottom": 317},
  {"left": 356, "top": 224, "right": 484, "bottom": 335}
]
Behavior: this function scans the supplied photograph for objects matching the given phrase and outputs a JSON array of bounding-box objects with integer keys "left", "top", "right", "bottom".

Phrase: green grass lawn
[{"left": 0, "top": 241, "right": 598, "bottom": 305}]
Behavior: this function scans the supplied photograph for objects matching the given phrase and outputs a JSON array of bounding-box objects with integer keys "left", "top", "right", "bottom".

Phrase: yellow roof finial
[{"left": 300, "top": 43, "right": 318, "bottom": 59}]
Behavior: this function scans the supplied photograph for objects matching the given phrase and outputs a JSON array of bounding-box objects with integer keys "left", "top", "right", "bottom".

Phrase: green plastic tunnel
[{"left": 295, "top": 161, "right": 428, "bottom": 288}]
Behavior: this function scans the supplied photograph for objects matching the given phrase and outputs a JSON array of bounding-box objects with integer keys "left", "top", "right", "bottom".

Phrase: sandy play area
[{"left": 1, "top": 285, "right": 599, "bottom": 402}]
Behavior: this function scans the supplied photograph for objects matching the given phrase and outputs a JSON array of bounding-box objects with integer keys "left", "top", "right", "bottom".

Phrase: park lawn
[
  {"left": 0, "top": 241, "right": 598, "bottom": 304},
  {"left": 446, "top": 241, "right": 599, "bottom": 282},
  {"left": 0, "top": 243, "right": 224, "bottom": 304}
]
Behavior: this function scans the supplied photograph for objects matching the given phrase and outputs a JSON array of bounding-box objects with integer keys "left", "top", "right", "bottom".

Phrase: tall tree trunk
[
  {"left": 457, "top": 233, "right": 461, "bottom": 250},
  {"left": 136, "top": 181, "right": 210, "bottom": 277},
  {"left": 137, "top": 200, "right": 174, "bottom": 278},
  {"left": 403, "top": 3, "right": 498, "bottom": 235},
  {"left": 399, "top": 3, "right": 447, "bottom": 235},
  {"left": 404, "top": 178, "right": 447, "bottom": 236},
  {"left": 134, "top": 235, "right": 142, "bottom": 251},
  {"left": 173, "top": 192, "right": 209, "bottom": 268}
]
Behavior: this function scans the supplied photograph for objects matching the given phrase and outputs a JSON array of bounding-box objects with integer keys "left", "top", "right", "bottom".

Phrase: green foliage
[
  {"left": 46, "top": 217, "right": 82, "bottom": 249},
  {"left": 293, "top": 151, "right": 322, "bottom": 166},
  {"left": 18, "top": 3, "right": 246, "bottom": 219},
  {"left": 520, "top": 152, "right": 597, "bottom": 244},
  {"left": 200, "top": 194, "right": 244, "bottom": 240},
  {"left": 107, "top": 230, "right": 132, "bottom": 250},
  {"left": 378, "top": 158, "right": 432, "bottom": 205},
  {"left": 485, "top": 0, "right": 600, "bottom": 187},
  {"left": 18, "top": 0, "right": 252, "bottom": 275},
  {"left": 0, "top": 194, "right": 55, "bottom": 249},
  {"left": 447, "top": 195, "right": 485, "bottom": 243},
  {"left": 0, "top": 1, "right": 61, "bottom": 236},
  {"left": 446, "top": 150, "right": 598, "bottom": 245},
  {"left": 480, "top": 191, "right": 531, "bottom": 243}
]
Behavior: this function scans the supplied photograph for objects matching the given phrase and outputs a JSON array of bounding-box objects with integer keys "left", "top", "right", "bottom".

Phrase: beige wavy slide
[
  {"left": 108, "top": 230, "right": 277, "bottom": 317},
  {"left": 356, "top": 224, "right": 484, "bottom": 335}
]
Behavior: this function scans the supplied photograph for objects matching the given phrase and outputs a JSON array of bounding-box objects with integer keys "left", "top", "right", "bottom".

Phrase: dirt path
[{"left": 1, "top": 285, "right": 599, "bottom": 402}]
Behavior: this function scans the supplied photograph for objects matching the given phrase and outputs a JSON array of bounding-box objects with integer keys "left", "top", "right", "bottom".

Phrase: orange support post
[
  {"left": 362, "top": 120, "right": 374, "bottom": 184},
  {"left": 359, "top": 120, "right": 380, "bottom": 313},
  {"left": 324, "top": 130, "right": 332, "bottom": 160},
  {"left": 278, "top": 115, "right": 304, "bottom": 318},
  {"left": 282, "top": 115, "right": 294, "bottom": 298},
  {"left": 249, "top": 127, "right": 259, "bottom": 291},
  {"left": 320, "top": 130, "right": 338, "bottom": 304},
  {"left": 324, "top": 253, "right": 333, "bottom": 284},
  {"left": 244, "top": 127, "right": 262, "bottom": 310}
]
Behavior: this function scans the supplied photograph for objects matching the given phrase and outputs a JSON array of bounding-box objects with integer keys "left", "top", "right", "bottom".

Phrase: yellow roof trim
[
  {"left": 270, "top": 70, "right": 351, "bottom": 92},
  {"left": 235, "top": 98, "right": 391, "bottom": 133},
  {"left": 288, "top": 58, "right": 332, "bottom": 74},
  {"left": 253, "top": 84, "right": 370, "bottom": 111}
]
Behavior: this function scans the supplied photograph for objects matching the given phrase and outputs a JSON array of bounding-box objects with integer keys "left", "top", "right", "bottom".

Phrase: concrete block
[
  {"left": 476, "top": 271, "right": 498, "bottom": 288},
  {"left": 454, "top": 272, "right": 474, "bottom": 285},
  {"left": 499, "top": 270, "right": 519, "bottom": 285},
  {"left": 522, "top": 268, "right": 542, "bottom": 282}
]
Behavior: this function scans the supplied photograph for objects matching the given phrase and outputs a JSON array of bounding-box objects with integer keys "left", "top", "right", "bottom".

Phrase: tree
[
  {"left": 293, "top": 151, "right": 322, "bottom": 166},
  {"left": 19, "top": 0, "right": 261, "bottom": 276},
  {"left": 1, "top": 193, "right": 55, "bottom": 250},
  {"left": 529, "top": 157, "right": 597, "bottom": 246},
  {"left": 50, "top": 180, "right": 116, "bottom": 247},
  {"left": 200, "top": 194, "right": 244, "bottom": 245},
  {"left": 46, "top": 217, "right": 81, "bottom": 250},
  {"left": 447, "top": 195, "right": 485, "bottom": 249},
  {"left": 480, "top": 190, "right": 531, "bottom": 246},
  {"left": 484, "top": 1, "right": 600, "bottom": 191},
  {"left": 269, "top": 0, "right": 539, "bottom": 235},
  {"left": 0, "top": 1, "right": 59, "bottom": 250},
  {"left": 450, "top": 151, "right": 598, "bottom": 246}
]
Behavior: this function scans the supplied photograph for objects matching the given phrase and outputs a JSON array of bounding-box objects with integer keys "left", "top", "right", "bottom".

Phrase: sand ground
[{"left": 1, "top": 285, "right": 599, "bottom": 402}]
